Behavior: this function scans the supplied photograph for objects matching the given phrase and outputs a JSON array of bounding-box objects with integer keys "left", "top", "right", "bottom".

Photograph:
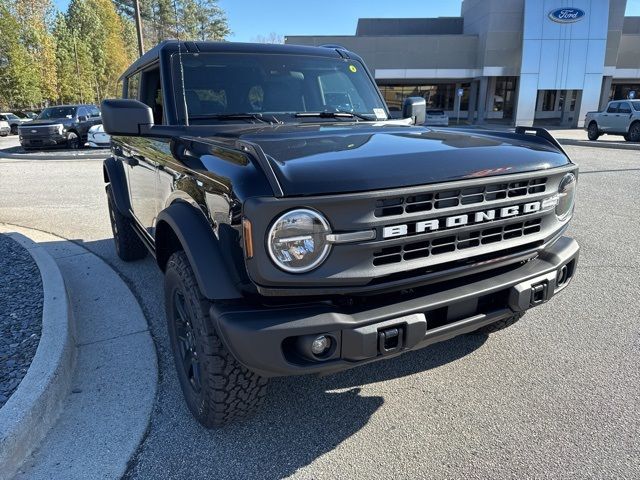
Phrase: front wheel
[
  {"left": 587, "top": 122, "right": 599, "bottom": 141},
  {"left": 626, "top": 122, "right": 640, "bottom": 142},
  {"left": 165, "top": 251, "right": 268, "bottom": 428},
  {"left": 66, "top": 131, "right": 80, "bottom": 149}
]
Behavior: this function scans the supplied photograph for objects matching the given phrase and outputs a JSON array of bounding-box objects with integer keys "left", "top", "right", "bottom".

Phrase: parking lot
[
  {"left": 0, "top": 134, "right": 108, "bottom": 159},
  {"left": 0, "top": 143, "right": 638, "bottom": 479}
]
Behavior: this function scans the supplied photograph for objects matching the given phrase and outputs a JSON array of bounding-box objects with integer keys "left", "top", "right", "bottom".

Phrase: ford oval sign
[{"left": 548, "top": 8, "right": 586, "bottom": 23}]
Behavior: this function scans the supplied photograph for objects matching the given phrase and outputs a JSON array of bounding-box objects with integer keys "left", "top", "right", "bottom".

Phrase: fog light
[{"left": 311, "top": 335, "right": 331, "bottom": 355}]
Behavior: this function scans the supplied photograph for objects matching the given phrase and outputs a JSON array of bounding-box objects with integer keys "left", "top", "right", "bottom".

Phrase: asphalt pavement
[{"left": 0, "top": 145, "right": 638, "bottom": 479}]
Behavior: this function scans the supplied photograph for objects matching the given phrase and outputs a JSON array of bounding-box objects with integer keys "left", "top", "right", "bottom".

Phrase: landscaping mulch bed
[{"left": 0, "top": 233, "right": 43, "bottom": 408}]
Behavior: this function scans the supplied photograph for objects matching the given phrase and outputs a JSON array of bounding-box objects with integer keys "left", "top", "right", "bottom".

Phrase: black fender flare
[
  {"left": 155, "top": 202, "right": 242, "bottom": 300},
  {"left": 103, "top": 157, "right": 132, "bottom": 217}
]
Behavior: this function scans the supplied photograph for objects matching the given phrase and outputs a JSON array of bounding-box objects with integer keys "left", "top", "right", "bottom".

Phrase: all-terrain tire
[
  {"left": 627, "top": 122, "right": 640, "bottom": 142},
  {"left": 476, "top": 311, "right": 525, "bottom": 334},
  {"left": 106, "top": 185, "right": 147, "bottom": 261},
  {"left": 587, "top": 122, "right": 600, "bottom": 141},
  {"left": 164, "top": 251, "right": 268, "bottom": 428}
]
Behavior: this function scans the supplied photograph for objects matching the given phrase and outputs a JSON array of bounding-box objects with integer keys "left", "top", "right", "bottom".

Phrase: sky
[{"left": 53, "top": 0, "right": 640, "bottom": 42}]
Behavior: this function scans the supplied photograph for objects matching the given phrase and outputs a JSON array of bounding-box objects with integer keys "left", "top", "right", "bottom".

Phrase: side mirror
[
  {"left": 101, "top": 99, "right": 154, "bottom": 136},
  {"left": 78, "top": 115, "right": 87, "bottom": 122},
  {"left": 403, "top": 97, "right": 426, "bottom": 125}
]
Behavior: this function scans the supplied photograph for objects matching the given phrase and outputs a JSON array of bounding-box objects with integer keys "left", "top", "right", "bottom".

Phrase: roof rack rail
[{"left": 319, "top": 44, "right": 347, "bottom": 50}]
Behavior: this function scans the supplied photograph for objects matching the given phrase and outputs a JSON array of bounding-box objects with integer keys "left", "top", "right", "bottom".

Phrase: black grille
[
  {"left": 375, "top": 177, "right": 547, "bottom": 217},
  {"left": 373, "top": 218, "right": 542, "bottom": 266}
]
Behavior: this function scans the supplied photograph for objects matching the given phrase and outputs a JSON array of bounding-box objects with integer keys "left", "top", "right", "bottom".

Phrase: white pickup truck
[{"left": 584, "top": 99, "right": 640, "bottom": 142}]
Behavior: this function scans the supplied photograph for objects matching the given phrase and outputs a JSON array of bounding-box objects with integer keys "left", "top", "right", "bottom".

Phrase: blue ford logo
[{"left": 548, "top": 8, "right": 586, "bottom": 23}]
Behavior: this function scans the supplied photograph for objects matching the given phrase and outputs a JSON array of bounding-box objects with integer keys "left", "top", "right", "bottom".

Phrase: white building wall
[{"left": 515, "top": 0, "right": 610, "bottom": 126}]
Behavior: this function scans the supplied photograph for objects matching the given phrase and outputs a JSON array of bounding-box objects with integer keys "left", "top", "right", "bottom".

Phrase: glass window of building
[{"left": 378, "top": 83, "right": 470, "bottom": 114}]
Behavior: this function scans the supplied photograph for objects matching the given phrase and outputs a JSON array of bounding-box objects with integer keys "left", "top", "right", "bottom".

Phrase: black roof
[{"left": 120, "top": 40, "right": 348, "bottom": 80}]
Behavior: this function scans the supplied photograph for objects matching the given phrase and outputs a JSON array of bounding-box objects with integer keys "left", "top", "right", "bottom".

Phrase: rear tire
[
  {"left": 587, "top": 122, "right": 600, "bottom": 141},
  {"left": 475, "top": 311, "right": 525, "bottom": 334},
  {"left": 165, "top": 251, "right": 268, "bottom": 428},
  {"left": 626, "top": 122, "right": 640, "bottom": 142},
  {"left": 106, "top": 185, "right": 147, "bottom": 261}
]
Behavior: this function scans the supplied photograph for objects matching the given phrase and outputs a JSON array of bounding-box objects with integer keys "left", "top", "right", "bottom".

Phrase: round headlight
[
  {"left": 556, "top": 173, "right": 577, "bottom": 221},
  {"left": 267, "top": 209, "right": 331, "bottom": 273}
]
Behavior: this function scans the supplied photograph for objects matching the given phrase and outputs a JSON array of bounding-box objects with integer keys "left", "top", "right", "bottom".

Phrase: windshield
[
  {"left": 4, "top": 113, "right": 19, "bottom": 120},
  {"left": 38, "top": 107, "right": 76, "bottom": 120},
  {"left": 172, "top": 52, "right": 388, "bottom": 124}
]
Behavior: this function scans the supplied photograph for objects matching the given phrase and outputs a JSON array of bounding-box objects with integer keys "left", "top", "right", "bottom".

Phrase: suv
[
  {"left": 584, "top": 100, "right": 640, "bottom": 142},
  {"left": 18, "top": 105, "right": 101, "bottom": 150},
  {"left": 0, "top": 112, "right": 31, "bottom": 135},
  {"left": 101, "top": 41, "right": 580, "bottom": 427}
]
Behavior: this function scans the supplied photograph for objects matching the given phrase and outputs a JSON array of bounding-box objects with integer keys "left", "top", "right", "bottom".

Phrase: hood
[
  {"left": 28, "top": 118, "right": 73, "bottom": 126},
  {"left": 220, "top": 124, "right": 571, "bottom": 196}
]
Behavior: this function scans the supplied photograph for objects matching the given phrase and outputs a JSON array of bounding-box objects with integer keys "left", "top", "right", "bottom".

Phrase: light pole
[{"left": 133, "top": 0, "right": 144, "bottom": 57}]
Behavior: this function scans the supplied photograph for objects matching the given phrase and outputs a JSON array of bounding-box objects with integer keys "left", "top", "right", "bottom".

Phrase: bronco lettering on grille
[{"left": 382, "top": 197, "right": 558, "bottom": 239}]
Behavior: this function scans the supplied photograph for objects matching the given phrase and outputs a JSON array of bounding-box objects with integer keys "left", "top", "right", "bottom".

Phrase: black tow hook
[{"left": 378, "top": 326, "right": 404, "bottom": 355}]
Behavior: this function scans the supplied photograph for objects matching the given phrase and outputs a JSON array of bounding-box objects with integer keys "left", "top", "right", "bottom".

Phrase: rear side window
[
  {"left": 618, "top": 102, "right": 632, "bottom": 114},
  {"left": 127, "top": 72, "right": 141, "bottom": 100},
  {"left": 634, "top": 102, "right": 640, "bottom": 111},
  {"left": 607, "top": 102, "right": 619, "bottom": 113}
]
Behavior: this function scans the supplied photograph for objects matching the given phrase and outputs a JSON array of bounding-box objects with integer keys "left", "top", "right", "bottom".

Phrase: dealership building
[{"left": 286, "top": 0, "right": 640, "bottom": 127}]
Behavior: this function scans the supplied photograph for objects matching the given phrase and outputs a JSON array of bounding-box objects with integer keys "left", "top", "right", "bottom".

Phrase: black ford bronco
[{"left": 101, "top": 41, "right": 579, "bottom": 427}]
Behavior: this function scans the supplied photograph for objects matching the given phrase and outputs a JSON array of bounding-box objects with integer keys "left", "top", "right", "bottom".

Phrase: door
[
  {"left": 616, "top": 102, "right": 632, "bottom": 133},
  {"left": 600, "top": 102, "right": 619, "bottom": 132},
  {"left": 117, "top": 67, "right": 163, "bottom": 237}
]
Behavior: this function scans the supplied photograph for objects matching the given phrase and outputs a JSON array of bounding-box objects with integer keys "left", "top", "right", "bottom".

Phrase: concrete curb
[
  {"left": 556, "top": 138, "right": 640, "bottom": 150},
  {"left": 0, "top": 226, "right": 76, "bottom": 480},
  {"left": 0, "top": 150, "right": 108, "bottom": 160}
]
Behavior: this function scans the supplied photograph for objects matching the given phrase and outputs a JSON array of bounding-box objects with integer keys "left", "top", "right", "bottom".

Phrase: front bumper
[
  {"left": 20, "top": 134, "right": 68, "bottom": 148},
  {"left": 213, "top": 236, "right": 579, "bottom": 377},
  {"left": 0, "top": 127, "right": 9, "bottom": 135}
]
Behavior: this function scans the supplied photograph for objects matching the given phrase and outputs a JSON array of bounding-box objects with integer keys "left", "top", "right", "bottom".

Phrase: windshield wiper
[
  {"left": 294, "top": 111, "right": 372, "bottom": 121},
  {"left": 189, "top": 113, "right": 283, "bottom": 124}
]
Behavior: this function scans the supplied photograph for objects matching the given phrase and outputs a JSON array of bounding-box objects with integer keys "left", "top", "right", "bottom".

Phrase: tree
[
  {"left": 0, "top": 2, "right": 42, "bottom": 108},
  {"left": 181, "top": 0, "right": 229, "bottom": 41},
  {"left": 252, "top": 32, "right": 284, "bottom": 44}
]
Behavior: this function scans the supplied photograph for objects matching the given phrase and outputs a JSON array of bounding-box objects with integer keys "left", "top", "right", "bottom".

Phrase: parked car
[
  {"left": 18, "top": 104, "right": 101, "bottom": 150},
  {"left": 16, "top": 110, "right": 39, "bottom": 120},
  {"left": 85, "top": 124, "right": 110, "bottom": 148},
  {"left": 0, "top": 112, "right": 31, "bottom": 134},
  {"left": 0, "top": 119, "right": 9, "bottom": 136},
  {"left": 584, "top": 99, "right": 640, "bottom": 141},
  {"left": 102, "top": 40, "right": 579, "bottom": 428},
  {"left": 424, "top": 109, "right": 449, "bottom": 126}
]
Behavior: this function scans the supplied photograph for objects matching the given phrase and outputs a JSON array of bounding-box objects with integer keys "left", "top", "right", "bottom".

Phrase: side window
[
  {"left": 89, "top": 107, "right": 101, "bottom": 118},
  {"left": 77, "top": 107, "right": 88, "bottom": 119},
  {"left": 607, "top": 102, "right": 619, "bottom": 113},
  {"left": 139, "top": 67, "right": 163, "bottom": 124},
  {"left": 618, "top": 102, "right": 631, "bottom": 114},
  {"left": 127, "top": 72, "right": 141, "bottom": 100}
]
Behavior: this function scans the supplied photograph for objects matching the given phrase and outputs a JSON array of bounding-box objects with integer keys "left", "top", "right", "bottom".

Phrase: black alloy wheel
[
  {"left": 628, "top": 122, "right": 640, "bottom": 142},
  {"left": 172, "top": 290, "right": 202, "bottom": 393}
]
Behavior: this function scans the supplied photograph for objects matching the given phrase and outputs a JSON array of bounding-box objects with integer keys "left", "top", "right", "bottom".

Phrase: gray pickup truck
[{"left": 584, "top": 99, "right": 640, "bottom": 142}]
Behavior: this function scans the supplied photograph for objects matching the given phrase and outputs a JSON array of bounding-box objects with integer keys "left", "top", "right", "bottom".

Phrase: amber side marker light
[{"left": 243, "top": 217, "right": 254, "bottom": 258}]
